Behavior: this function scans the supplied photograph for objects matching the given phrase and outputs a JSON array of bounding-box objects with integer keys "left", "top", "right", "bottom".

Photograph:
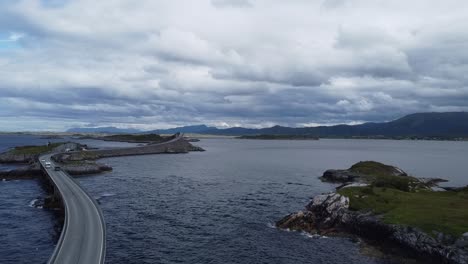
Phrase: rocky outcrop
[
  {"left": 0, "top": 152, "right": 38, "bottom": 164},
  {"left": 276, "top": 210, "right": 317, "bottom": 233},
  {"left": 320, "top": 169, "right": 362, "bottom": 183},
  {"left": 0, "top": 142, "right": 87, "bottom": 164},
  {"left": 277, "top": 193, "right": 468, "bottom": 264},
  {"left": 1, "top": 136, "right": 204, "bottom": 178},
  {"left": 321, "top": 161, "right": 408, "bottom": 183},
  {"left": 53, "top": 137, "right": 204, "bottom": 162},
  {"left": 277, "top": 193, "right": 350, "bottom": 234},
  {"left": 60, "top": 162, "right": 112, "bottom": 176},
  {"left": 0, "top": 163, "right": 43, "bottom": 179}
]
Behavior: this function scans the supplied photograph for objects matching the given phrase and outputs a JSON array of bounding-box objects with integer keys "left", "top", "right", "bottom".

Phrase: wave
[
  {"left": 28, "top": 198, "right": 43, "bottom": 209},
  {"left": 95, "top": 192, "right": 117, "bottom": 202},
  {"left": 301, "top": 232, "right": 327, "bottom": 239}
]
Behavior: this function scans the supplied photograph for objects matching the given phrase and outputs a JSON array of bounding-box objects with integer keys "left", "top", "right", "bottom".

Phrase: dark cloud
[{"left": 0, "top": 0, "right": 467, "bottom": 131}]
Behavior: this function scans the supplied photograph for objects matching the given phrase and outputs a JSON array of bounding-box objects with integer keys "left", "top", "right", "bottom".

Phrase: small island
[
  {"left": 77, "top": 133, "right": 168, "bottom": 143},
  {"left": 237, "top": 134, "right": 319, "bottom": 140},
  {"left": 96, "top": 133, "right": 168, "bottom": 143},
  {"left": 277, "top": 161, "right": 468, "bottom": 263},
  {"left": 0, "top": 133, "right": 204, "bottom": 179}
]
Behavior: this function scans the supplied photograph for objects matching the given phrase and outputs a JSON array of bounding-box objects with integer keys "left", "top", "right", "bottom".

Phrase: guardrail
[{"left": 40, "top": 154, "right": 106, "bottom": 264}]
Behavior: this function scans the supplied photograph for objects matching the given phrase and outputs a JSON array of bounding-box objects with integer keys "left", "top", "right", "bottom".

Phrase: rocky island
[
  {"left": 277, "top": 161, "right": 468, "bottom": 263},
  {"left": 0, "top": 133, "right": 204, "bottom": 179},
  {"left": 79, "top": 133, "right": 168, "bottom": 143}
]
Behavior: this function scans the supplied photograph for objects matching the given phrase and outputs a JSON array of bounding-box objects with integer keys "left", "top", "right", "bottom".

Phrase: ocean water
[{"left": 1, "top": 136, "right": 468, "bottom": 263}]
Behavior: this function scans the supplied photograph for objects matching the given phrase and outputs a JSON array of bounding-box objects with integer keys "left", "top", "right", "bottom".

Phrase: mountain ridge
[{"left": 66, "top": 112, "right": 468, "bottom": 138}]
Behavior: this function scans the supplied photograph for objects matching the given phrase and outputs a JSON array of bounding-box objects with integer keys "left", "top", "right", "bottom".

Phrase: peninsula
[
  {"left": 0, "top": 133, "right": 204, "bottom": 179},
  {"left": 277, "top": 161, "right": 468, "bottom": 263}
]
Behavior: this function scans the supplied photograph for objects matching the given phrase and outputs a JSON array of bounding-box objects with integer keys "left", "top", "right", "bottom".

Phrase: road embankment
[
  {"left": 53, "top": 136, "right": 204, "bottom": 163},
  {"left": 0, "top": 136, "right": 204, "bottom": 180}
]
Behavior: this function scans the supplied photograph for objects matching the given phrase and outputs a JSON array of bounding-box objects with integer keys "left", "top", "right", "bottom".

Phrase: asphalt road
[
  {"left": 40, "top": 154, "right": 106, "bottom": 264},
  {"left": 39, "top": 133, "right": 185, "bottom": 263}
]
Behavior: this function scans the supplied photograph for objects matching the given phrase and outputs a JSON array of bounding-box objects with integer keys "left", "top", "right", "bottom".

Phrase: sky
[{"left": 0, "top": 0, "right": 468, "bottom": 131}]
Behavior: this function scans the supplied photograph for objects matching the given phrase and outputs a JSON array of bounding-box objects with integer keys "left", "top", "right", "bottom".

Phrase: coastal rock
[
  {"left": 277, "top": 192, "right": 468, "bottom": 264},
  {"left": 277, "top": 193, "right": 349, "bottom": 234},
  {"left": 0, "top": 142, "right": 86, "bottom": 164},
  {"left": 321, "top": 169, "right": 361, "bottom": 183},
  {"left": 0, "top": 163, "right": 43, "bottom": 179},
  {"left": 455, "top": 233, "right": 468, "bottom": 249},
  {"left": 43, "top": 195, "right": 62, "bottom": 209},
  {"left": 61, "top": 162, "right": 112, "bottom": 176},
  {"left": 188, "top": 145, "right": 205, "bottom": 151},
  {"left": 390, "top": 226, "right": 468, "bottom": 264},
  {"left": 54, "top": 137, "right": 205, "bottom": 162},
  {"left": 321, "top": 161, "right": 408, "bottom": 184},
  {"left": 0, "top": 152, "right": 37, "bottom": 164},
  {"left": 276, "top": 211, "right": 316, "bottom": 233},
  {"left": 418, "top": 177, "right": 449, "bottom": 187}
]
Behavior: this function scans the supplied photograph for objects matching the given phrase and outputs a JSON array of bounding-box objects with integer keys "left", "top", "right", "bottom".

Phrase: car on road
[
  {"left": 41, "top": 159, "right": 45, "bottom": 162},
  {"left": 54, "top": 166, "right": 61, "bottom": 171},
  {"left": 45, "top": 164, "right": 51, "bottom": 168}
]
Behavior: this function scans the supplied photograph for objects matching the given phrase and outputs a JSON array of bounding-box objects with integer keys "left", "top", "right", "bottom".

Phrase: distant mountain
[
  {"left": 67, "top": 112, "right": 468, "bottom": 138},
  {"left": 66, "top": 126, "right": 142, "bottom": 134},
  {"left": 145, "top": 125, "right": 217, "bottom": 134},
  {"left": 201, "top": 112, "right": 468, "bottom": 138}
]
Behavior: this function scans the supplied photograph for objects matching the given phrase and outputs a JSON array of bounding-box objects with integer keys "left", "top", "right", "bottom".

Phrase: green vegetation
[
  {"left": 349, "top": 161, "right": 405, "bottom": 176},
  {"left": 348, "top": 161, "right": 421, "bottom": 192},
  {"left": 338, "top": 186, "right": 468, "bottom": 237},
  {"left": 11, "top": 143, "right": 63, "bottom": 155},
  {"left": 333, "top": 161, "right": 468, "bottom": 237},
  {"left": 238, "top": 134, "right": 319, "bottom": 140},
  {"left": 101, "top": 134, "right": 165, "bottom": 143}
]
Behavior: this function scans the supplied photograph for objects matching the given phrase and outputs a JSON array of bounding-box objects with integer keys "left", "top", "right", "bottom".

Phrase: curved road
[
  {"left": 40, "top": 154, "right": 106, "bottom": 264},
  {"left": 39, "top": 133, "right": 185, "bottom": 264}
]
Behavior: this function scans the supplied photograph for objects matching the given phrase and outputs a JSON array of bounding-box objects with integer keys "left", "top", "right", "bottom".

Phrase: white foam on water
[
  {"left": 28, "top": 198, "right": 39, "bottom": 208},
  {"left": 95, "top": 192, "right": 117, "bottom": 201},
  {"left": 301, "top": 232, "right": 327, "bottom": 239},
  {"left": 100, "top": 192, "right": 116, "bottom": 197}
]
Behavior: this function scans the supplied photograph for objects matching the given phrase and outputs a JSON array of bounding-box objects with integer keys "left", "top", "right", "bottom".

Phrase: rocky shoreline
[
  {"left": 0, "top": 163, "right": 43, "bottom": 179},
  {"left": 277, "top": 192, "right": 468, "bottom": 263},
  {"left": 0, "top": 135, "right": 205, "bottom": 180},
  {"left": 277, "top": 162, "right": 468, "bottom": 264}
]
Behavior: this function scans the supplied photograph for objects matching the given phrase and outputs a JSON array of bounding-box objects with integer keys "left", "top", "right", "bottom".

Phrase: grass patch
[
  {"left": 349, "top": 161, "right": 405, "bottom": 176},
  {"left": 348, "top": 161, "right": 421, "bottom": 192},
  {"left": 11, "top": 143, "right": 64, "bottom": 155},
  {"left": 371, "top": 174, "right": 415, "bottom": 192},
  {"left": 338, "top": 186, "right": 468, "bottom": 237}
]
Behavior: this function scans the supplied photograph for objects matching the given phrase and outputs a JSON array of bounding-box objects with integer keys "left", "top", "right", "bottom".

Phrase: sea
[{"left": 1, "top": 134, "right": 467, "bottom": 264}]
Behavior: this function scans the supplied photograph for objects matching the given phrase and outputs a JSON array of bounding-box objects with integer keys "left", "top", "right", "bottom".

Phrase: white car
[
  {"left": 45, "top": 164, "right": 51, "bottom": 168},
  {"left": 41, "top": 159, "right": 45, "bottom": 162}
]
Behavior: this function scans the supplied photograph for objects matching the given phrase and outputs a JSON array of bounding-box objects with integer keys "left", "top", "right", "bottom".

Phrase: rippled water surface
[
  {"left": 0, "top": 180, "right": 56, "bottom": 264},
  {"left": 77, "top": 138, "right": 468, "bottom": 264},
  {"left": 1, "top": 136, "right": 468, "bottom": 263}
]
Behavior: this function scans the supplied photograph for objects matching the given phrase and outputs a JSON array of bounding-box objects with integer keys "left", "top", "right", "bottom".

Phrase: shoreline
[
  {"left": 0, "top": 135, "right": 204, "bottom": 180},
  {"left": 277, "top": 162, "right": 468, "bottom": 264}
]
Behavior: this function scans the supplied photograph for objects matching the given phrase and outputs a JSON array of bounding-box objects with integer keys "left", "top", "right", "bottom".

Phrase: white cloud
[{"left": 0, "top": 0, "right": 467, "bottom": 131}]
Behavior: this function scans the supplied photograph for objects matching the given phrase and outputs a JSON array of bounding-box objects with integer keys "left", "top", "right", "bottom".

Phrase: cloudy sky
[{"left": 1, "top": 0, "right": 467, "bottom": 131}]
